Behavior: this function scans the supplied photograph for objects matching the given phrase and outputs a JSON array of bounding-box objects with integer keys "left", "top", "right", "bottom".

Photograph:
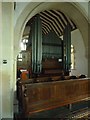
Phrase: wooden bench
[{"left": 16, "top": 78, "right": 90, "bottom": 118}]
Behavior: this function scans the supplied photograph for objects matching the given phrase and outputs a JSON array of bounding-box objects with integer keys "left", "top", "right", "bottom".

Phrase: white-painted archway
[
  {"left": 14, "top": 2, "right": 88, "bottom": 56},
  {"left": 13, "top": 2, "right": 90, "bottom": 117}
]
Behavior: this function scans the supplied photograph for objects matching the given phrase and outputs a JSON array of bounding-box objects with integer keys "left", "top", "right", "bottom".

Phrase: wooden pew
[
  {"left": 17, "top": 78, "right": 90, "bottom": 118},
  {"left": 16, "top": 77, "right": 52, "bottom": 112}
]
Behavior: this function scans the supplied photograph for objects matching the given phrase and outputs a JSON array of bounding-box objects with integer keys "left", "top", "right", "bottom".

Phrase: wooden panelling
[
  {"left": 42, "top": 59, "right": 62, "bottom": 69},
  {"left": 17, "top": 78, "right": 90, "bottom": 117}
]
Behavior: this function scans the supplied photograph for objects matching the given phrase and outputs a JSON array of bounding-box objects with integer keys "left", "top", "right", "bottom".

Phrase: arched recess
[{"left": 14, "top": 2, "right": 89, "bottom": 76}]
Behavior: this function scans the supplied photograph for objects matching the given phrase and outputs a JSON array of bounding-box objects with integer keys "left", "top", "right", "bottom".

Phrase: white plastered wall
[
  {"left": 0, "top": 2, "right": 2, "bottom": 120},
  {"left": 0, "top": 2, "right": 14, "bottom": 119},
  {"left": 71, "top": 29, "right": 88, "bottom": 76}
]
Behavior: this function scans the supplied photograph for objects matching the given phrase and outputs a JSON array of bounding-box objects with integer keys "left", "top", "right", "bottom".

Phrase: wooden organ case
[{"left": 26, "top": 15, "right": 71, "bottom": 77}]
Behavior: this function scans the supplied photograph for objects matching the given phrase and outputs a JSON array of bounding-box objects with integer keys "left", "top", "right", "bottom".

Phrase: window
[
  {"left": 71, "top": 45, "right": 75, "bottom": 69},
  {"left": 20, "top": 38, "right": 28, "bottom": 51},
  {"left": 17, "top": 53, "right": 22, "bottom": 61}
]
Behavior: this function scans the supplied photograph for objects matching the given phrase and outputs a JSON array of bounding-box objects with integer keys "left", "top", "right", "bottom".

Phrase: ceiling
[{"left": 25, "top": 10, "right": 77, "bottom": 38}]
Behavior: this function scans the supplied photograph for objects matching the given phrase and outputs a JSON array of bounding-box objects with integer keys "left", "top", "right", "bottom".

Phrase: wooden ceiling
[{"left": 26, "top": 10, "right": 77, "bottom": 38}]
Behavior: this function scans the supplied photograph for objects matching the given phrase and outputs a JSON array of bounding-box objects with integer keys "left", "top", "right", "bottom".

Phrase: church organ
[{"left": 25, "top": 15, "right": 72, "bottom": 77}]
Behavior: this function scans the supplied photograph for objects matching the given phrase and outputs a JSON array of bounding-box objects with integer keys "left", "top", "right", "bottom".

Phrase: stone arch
[{"left": 14, "top": 2, "right": 88, "bottom": 58}]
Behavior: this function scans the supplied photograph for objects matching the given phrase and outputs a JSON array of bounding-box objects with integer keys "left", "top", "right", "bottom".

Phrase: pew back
[{"left": 18, "top": 78, "right": 89, "bottom": 117}]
